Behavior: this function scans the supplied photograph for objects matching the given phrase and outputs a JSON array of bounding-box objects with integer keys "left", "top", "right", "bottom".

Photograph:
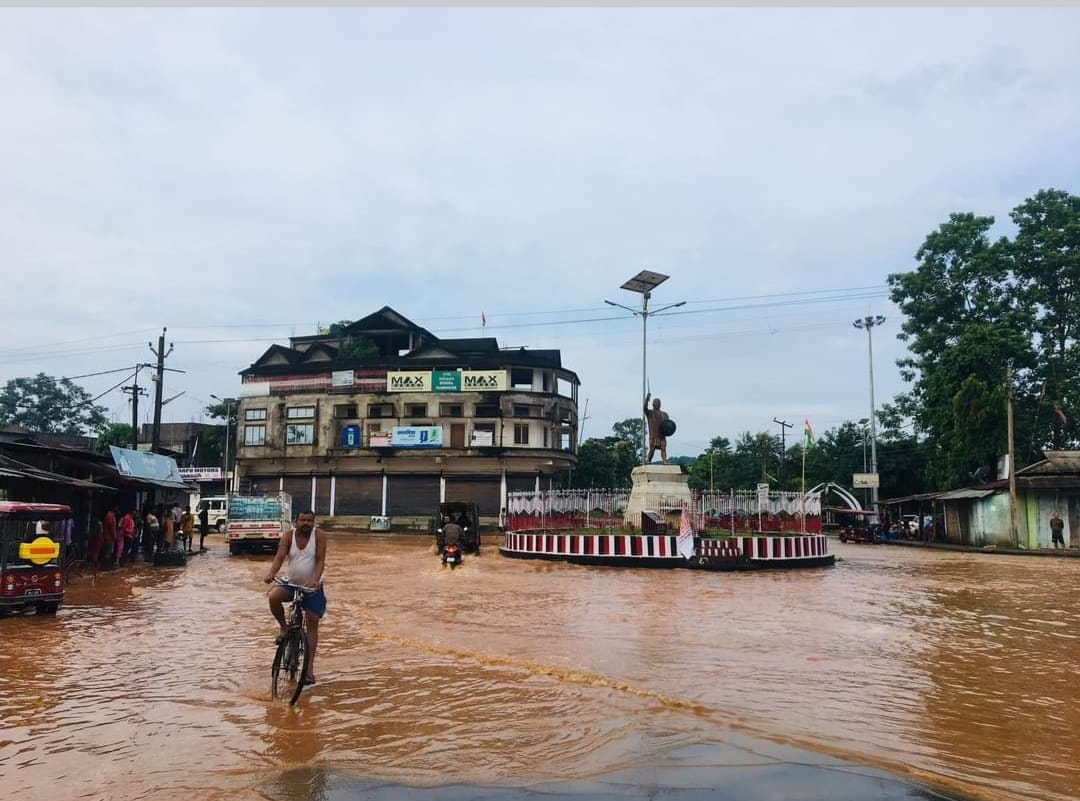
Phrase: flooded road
[{"left": 1, "top": 536, "right": 1078, "bottom": 801}]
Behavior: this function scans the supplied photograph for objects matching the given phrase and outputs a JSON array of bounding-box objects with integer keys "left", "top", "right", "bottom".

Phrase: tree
[
  {"left": 0, "top": 373, "right": 108, "bottom": 435},
  {"left": 199, "top": 398, "right": 239, "bottom": 469},
  {"left": 95, "top": 423, "right": 134, "bottom": 453},
  {"left": 1008, "top": 189, "right": 1080, "bottom": 451},
  {"left": 687, "top": 436, "right": 735, "bottom": 491},
  {"left": 888, "top": 209, "right": 1036, "bottom": 487}
]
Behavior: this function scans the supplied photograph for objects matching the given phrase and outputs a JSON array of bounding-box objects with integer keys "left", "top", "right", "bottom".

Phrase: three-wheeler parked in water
[{"left": 0, "top": 501, "right": 69, "bottom": 615}]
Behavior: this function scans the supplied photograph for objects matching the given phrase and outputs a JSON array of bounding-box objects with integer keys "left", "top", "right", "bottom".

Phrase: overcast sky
[{"left": 2, "top": 8, "right": 1079, "bottom": 457}]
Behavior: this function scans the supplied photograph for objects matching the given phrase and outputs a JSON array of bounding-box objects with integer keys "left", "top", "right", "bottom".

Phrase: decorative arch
[{"left": 807, "top": 482, "right": 863, "bottom": 511}]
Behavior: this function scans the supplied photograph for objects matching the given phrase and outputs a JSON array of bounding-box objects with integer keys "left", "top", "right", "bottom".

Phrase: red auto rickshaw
[{"left": 0, "top": 501, "right": 69, "bottom": 615}]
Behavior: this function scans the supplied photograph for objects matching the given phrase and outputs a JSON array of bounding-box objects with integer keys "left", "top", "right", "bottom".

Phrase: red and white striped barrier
[{"left": 501, "top": 531, "right": 831, "bottom": 567}]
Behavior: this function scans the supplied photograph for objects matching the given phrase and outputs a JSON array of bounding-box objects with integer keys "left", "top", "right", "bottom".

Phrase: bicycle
[{"left": 270, "top": 580, "right": 315, "bottom": 705}]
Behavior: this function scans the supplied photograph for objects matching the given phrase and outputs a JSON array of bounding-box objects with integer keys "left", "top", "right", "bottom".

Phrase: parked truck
[{"left": 226, "top": 492, "right": 292, "bottom": 555}]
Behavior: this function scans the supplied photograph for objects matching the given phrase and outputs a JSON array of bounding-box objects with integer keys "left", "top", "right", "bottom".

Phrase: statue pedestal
[{"left": 624, "top": 463, "right": 693, "bottom": 527}]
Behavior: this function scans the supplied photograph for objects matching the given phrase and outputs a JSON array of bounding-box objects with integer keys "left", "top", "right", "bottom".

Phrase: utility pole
[
  {"left": 773, "top": 418, "right": 792, "bottom": 487},
  {"left": 120, "top": 364, "right": 149, "bottom": 449},
  {"left": 1007, "top": 363, "right": 1020, "bottom": 548},
  {"left": 148, "top": 328, "right": 173, "bottom": 455}
]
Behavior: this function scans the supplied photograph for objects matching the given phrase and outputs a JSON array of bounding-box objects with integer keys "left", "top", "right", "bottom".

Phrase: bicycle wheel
[
  {"left": 287, "top": 628, "right": 310, "bottom": 706},
  {"left": 271, "top": 635, "right": 293, "bottom": 700}
]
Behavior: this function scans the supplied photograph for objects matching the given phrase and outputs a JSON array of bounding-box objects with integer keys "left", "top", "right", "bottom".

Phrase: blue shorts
[
  {"left": 283, "top": 582, "right": 327, "bottom": 618},
  {"left": 303, "top": 585, "right": 327, "bottom": 618}
]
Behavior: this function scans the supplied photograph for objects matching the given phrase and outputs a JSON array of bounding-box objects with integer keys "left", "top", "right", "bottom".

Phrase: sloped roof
[
  {"left": 247, "top": 344, "right": 298, "bottom": 370},
  {"left": 342, "top": 306, "right": 436, "bottom": 340},
  {"left": 1016, "top": 451, "right": 1080, "bottom": 475},
  {"left": 937, "top": 488, "right": 996, "bottom": 500}
]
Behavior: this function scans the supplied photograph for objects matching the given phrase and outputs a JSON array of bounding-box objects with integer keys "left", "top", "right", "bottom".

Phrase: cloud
[{"left": 1, "top": 8, "right": 1079, "bottom": 451}]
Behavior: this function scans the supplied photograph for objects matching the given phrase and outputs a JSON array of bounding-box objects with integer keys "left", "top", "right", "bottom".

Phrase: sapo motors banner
[
  {"left": 178, "top": 467, "right": 223, "bottom": 482},
  {"left": 386, "top": 370, "right": 508, "bottom": 392}
]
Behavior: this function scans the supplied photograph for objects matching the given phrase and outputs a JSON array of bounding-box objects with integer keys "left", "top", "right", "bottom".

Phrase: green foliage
[
  {"left": 201, "top": 399, "right": 238, "bottom": 468},
  {"left": 337, "top": 335, "right": 380, "bottom": 361},
  {"left": 95, "top": 422, "right": 135, "bottom": 453},
  {"left": 0, "top": 373, "right": 108, "bottom": 435},
  {"left": 319, "top": 320, "right": 354, "bottom": 335},
  {"left": 567, "top": 417, "right": 645, "bottom": 488},
  {"left": 888, "top": 188, "right": 1080, "bottom": 487}
]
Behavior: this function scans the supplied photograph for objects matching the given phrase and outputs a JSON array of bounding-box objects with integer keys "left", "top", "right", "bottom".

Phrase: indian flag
[{"left": 804, "top": 418, "right": 815, "bottom": 448}]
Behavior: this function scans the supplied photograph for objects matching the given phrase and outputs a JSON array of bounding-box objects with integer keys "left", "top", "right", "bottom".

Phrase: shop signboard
[
  {"left": 462, "top": 370, "right": 508, "bottom": 391},
  {"left": 470, "top": 430, "right": 494, "bottom": 446},
  {"left": 342, "top": 425, "right": 361, "bottom": 449},
  {"left": 432, "top": 371, "right": 462, "bottom": 392},
  {"left": 387, "top": 371, "right": 431, "bottom": 392},
  {"left": 852, "top": 473, "right": 880, "bottom": 488},
  {"left": 178, "top": 467, "right": 223, "bottom": 482},
  {"left": 390, "top": 426, "right": 443, "bottom": 448},
  {"left": 332, "top": 370, "right": 354, "bottom": 388}
]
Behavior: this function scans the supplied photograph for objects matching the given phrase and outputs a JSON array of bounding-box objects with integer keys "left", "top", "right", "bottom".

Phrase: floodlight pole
[{"left": 853, "top": 315, "right": 886, "bottom": 511}]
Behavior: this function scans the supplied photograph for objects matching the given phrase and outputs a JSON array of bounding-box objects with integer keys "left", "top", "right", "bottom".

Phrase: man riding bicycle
[{"left": 264, "top": 509, "right": 327, "bottom": 686}]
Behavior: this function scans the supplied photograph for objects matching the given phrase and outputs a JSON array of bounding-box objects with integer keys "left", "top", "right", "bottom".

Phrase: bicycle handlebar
[{"left": 273, "top": 578, "right": 319, "bottom": 593}]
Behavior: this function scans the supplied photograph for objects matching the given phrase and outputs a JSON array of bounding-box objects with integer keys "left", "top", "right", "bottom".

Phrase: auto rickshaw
[
  {"left": 835, "top": 509, "right": 882, "bottom": 544},
  {"left": 434, "top": 501, "right": 481, "bottom": 555},
  {"left": 0, "top": 501, "right": 69, "bottom": 615}
]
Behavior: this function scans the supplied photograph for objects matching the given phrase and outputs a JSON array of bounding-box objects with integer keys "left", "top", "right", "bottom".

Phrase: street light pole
[
  {"left": 853, "top": 316, "right": 886, "bottom": 511},
  {"left": 605, "top": 271, "right": 685, "bottom": 465}
]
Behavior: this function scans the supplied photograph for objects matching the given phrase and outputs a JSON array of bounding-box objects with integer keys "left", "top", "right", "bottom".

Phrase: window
[
  {"left": 367, "top": 403, "right": 394, "bottom": 418},
  {"left": 333, "top": 404, "right": 358, "bottom": 419},
  {"left": 514, "top": 423, "right": 529, "bottom": 445},
  {"left": 286, "top": 423, "right": 315, "bottom": 444},
  {"left": 439, "top": 403, "right": 463, "bottom": 417},
  {"left": 406, "top": 403, "right": 428, "bottom": 417},
  {"left": 245, "top": 408, "right": 267, "bottom": 421},
  {"left": 543, "top": 428, "right": 549, "bottom": 447},
  {"left": 244, "top": 425, "right": 266, "bottom": 446},
  {"left": 511, "top": 368, "right": 533, "bottom": 389},
  {"left": 513, "top": 405, "right": 539, "bottom": 418},
  {"left": 474, "top": 403, "right": 499, "bottom": 418},
  {"left": 287, "top": 406, "right": 315, "bottom": 419}
]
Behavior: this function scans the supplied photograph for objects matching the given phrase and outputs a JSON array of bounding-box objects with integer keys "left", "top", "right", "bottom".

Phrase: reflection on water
[{"left": 0, "top": 537, "right": 1077, "bottom": 801}]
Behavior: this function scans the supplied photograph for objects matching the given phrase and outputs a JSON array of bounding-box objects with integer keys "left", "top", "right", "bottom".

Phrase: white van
[{"left": 190, "top": 496, "right": 229, "bottom": 532}]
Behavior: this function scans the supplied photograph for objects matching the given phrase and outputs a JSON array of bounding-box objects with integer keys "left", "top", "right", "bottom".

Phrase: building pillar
[
  {"left": 381, "top": 472, "right": 388, "bottom": 516},
  {"left": 329, "top": 475, "right": 336, "bottom": 517},
  {"left": 440, "top": 474, "right": 446, "bottom": 503},
  {"left": 310, "top": 475, "right": 316, "bottom": 512}
]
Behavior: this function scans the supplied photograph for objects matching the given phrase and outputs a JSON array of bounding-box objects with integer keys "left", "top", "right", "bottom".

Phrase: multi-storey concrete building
[{"left": 234, "top": 307, "right": 580, "bottom": 522}]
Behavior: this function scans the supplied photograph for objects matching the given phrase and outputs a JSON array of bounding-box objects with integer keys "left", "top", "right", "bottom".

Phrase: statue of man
[{"left": 644, "top": 393, "right": 670, "bottom": 464}]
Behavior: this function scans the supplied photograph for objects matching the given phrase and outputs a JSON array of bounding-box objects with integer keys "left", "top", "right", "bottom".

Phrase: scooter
[{"left": 441, "top": 542, "right": 462, "bottom": 569}]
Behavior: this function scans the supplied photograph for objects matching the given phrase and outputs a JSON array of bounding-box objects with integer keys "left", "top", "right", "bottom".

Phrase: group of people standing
[{"left": 87, "top": 502, "right": 211, "bottom": 568}]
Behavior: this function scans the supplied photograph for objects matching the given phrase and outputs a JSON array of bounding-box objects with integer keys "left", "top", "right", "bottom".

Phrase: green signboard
[{"left": 432, "top": 371, "right": 462, "bottom": 392}]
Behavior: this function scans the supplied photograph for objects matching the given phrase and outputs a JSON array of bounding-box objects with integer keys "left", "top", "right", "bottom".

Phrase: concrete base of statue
[{"left": 623, "top": 463, "right": 693, "bottom": 527}]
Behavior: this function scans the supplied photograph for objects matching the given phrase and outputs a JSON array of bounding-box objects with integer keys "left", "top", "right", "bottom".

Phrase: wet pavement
[{"left": 1, "top": 534, "right": 1076, "bottom": 801}]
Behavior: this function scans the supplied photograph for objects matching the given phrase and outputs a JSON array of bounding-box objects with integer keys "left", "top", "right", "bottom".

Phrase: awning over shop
[
  {"left": 937, "top": 488, "right": 996, "bottom": 500},
  {"left": 109, "top": 446, "right": 193, "bottom": 491},
  {"left": 0, "top": 454, "right": 115, "bottom": 490}
]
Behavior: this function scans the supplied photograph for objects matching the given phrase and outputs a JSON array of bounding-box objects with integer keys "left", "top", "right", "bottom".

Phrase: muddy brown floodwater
[{"left": 1, "top": 536, "right": 1078, "bottom": 801}]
